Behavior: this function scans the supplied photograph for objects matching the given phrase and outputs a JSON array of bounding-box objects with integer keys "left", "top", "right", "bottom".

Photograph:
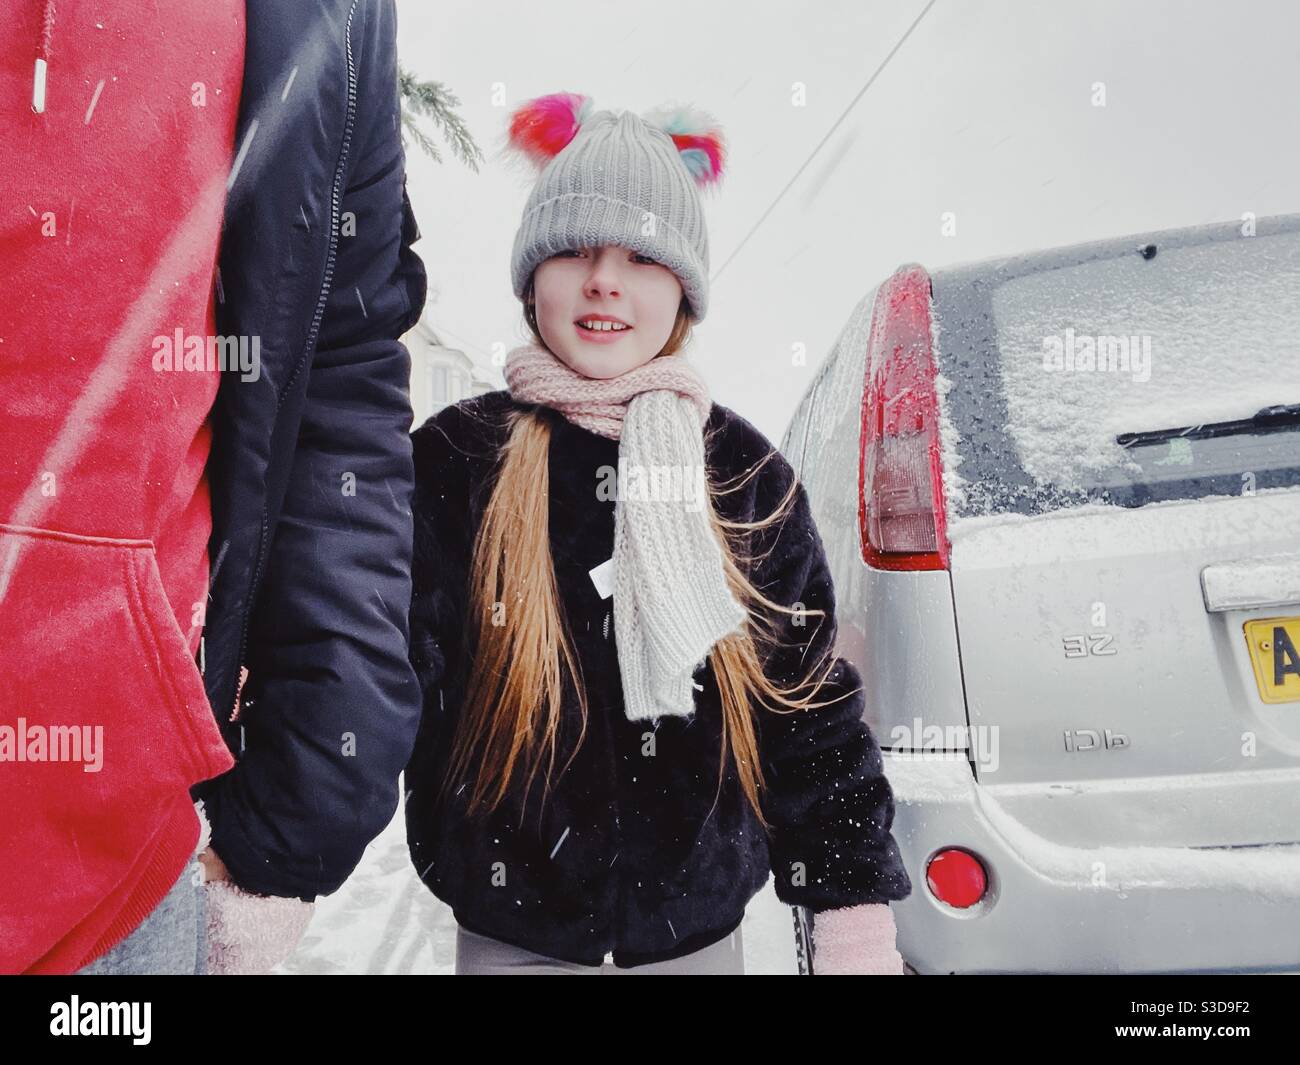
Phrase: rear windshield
[{"left": 934, "top": 224, "right": 1300, "bottom": 521}]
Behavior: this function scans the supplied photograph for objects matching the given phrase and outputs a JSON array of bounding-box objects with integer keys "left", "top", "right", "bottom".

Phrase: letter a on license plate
[{"left": 1244, "top": 616, "right": 1300, "bottom": 704}]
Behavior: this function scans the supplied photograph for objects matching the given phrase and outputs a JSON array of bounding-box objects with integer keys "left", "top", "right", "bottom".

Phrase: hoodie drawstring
[{"left": 33, "top": 0, "right": 56, "bottom": 114}]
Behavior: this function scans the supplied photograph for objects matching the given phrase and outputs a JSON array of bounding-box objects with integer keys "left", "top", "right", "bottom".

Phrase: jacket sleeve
[
  {"left": 750, "top": 446, "right": 913, "bottom": 913},
  {"left": 200, "top": 0, "right": 427, "bottom": 900},
  {"left": 407, "top": 408, "right": 473, "bottom": 715},
  {"left": 402, "top": 407, "right": 474, "bottom": 871}
]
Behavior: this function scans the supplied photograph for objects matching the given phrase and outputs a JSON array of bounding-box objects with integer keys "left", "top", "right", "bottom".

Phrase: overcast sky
[{"left": 394, "top": 0, "right": 1300, "bottom": 444}]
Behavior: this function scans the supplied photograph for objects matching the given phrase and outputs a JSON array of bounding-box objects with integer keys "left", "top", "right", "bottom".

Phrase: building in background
[{"left": 401, "top": 315, "right": 499, "bottom": 430}]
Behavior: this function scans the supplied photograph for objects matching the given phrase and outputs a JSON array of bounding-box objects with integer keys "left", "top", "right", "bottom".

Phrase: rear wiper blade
[{"left": 1117, "top": 403, "right": 1300, "bottom": 448}]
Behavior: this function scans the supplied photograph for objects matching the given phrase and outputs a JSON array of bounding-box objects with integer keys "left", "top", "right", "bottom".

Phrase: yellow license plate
[{"left": 1244, "top": 616, "right": 1300, "bottom": 704}]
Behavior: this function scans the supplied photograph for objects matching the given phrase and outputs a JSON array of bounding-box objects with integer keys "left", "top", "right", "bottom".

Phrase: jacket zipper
[{"left": 228, "top": 0, "right": 360, "bottom": 732}]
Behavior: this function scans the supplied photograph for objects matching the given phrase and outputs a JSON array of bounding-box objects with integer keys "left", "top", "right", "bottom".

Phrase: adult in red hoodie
[{"left": 1, "top": 0, "right": 426, "bottom": 974}]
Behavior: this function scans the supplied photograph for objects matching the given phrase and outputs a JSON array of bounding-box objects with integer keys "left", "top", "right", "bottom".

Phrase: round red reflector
[{"left": 925, "top": 849, "right": 987, "bottom": 908}]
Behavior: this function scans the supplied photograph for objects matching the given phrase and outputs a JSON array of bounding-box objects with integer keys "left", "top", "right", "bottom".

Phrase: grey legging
[{"left": 455, "top": 922, "right": 745, "bottom": 975}]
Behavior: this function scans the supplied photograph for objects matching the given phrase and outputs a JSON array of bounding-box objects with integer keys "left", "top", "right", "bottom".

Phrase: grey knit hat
[{"left": 506, "top": 93, "right": 725, "bottom": 323}]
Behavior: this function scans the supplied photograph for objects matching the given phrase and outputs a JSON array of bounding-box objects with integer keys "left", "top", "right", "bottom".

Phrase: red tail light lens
[
  {"left": 858, "top": 264, "right": 950, "bottom": 570},
  {"left": 926, "top": 848, "right": 987, "bottom": 909}
]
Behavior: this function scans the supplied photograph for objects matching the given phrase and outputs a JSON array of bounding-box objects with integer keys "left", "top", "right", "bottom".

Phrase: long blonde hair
[{"left": 435, "top": 281, "right": 854, "bottom": 835}]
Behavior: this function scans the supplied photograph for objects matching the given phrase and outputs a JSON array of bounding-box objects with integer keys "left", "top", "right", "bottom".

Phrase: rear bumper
[{"left": 885, "top": 752, "right": 1300, "bottom": 974}]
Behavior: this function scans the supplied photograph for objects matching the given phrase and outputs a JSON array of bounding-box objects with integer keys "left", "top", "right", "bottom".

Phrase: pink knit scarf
[
  {"left": 502, "top": 342, "right": 712, "bottom": 438},
  {"left": 501, "top": 340, "right": 747, "bottom": 721}
]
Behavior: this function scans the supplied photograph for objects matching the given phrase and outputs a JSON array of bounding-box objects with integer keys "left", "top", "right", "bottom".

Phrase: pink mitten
[
  {"left": 194, "top": 793, "right": 315, "bottom": 974},
  {"left": 810, "top": 902, "right": 905, "bottom": 975},
  {"left": 203, "top": 877, "right": 316, "bottom": 975}
]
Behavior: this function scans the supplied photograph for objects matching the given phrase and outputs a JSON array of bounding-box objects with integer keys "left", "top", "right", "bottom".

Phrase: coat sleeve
[
  {"left": 749, "top": 446, "right": 913, "bottom": 913},
  {"left": 407, "top": 408, "right": 473, "bottom": 717},
  {"left": 199, "top": 0, "right": 427, "bottom": 901},
  {"left": 402, "top": 407, "right": 475, "bottom": 875}
]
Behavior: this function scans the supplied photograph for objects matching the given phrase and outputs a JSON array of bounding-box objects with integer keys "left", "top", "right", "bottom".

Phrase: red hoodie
[{"left": 0, "top": 1, "right": 243, "bottom": 973}]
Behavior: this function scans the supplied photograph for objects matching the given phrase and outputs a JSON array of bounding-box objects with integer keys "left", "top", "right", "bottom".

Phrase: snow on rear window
[{"left": 990, "top": 230, "right": 1300, "bottom": 491}]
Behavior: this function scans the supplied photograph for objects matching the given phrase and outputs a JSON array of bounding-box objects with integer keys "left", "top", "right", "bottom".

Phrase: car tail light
[
  {"left": 926, "top": 848, "right": 987, "bottom": 908},
  {"left": 858, "top": 264, "right": 950, "bottom": 570}
]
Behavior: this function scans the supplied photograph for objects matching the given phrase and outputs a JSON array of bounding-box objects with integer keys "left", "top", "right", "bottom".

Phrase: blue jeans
[{"left": 75, "top": 856, "right": 206, "bottom": 975}]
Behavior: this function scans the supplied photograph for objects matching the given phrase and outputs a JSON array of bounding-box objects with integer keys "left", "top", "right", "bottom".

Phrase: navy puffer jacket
[{"left": 192, "top": 0, "right": 426, "bottom": 902}]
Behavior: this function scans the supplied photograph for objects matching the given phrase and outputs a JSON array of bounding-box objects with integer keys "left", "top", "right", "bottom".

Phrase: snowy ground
[{"left": 275, "top": 785, "right": 799, "bottom": 975}]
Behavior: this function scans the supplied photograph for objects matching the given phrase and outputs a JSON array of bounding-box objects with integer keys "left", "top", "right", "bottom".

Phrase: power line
[{"left": 710, "top": 0, "right": 937, "bottom": 285}]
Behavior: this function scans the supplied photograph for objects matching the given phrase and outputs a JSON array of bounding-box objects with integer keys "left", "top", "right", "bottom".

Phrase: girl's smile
[
  {"left": 532, "top": 244, "right": 683, "bottom": 378},
  {"left": 574, "top": 313, "right": 633, "bottom": 344}
]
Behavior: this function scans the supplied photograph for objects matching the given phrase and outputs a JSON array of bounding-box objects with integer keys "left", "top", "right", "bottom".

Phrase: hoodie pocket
[{"left": 0, "top": 523, "right": 234, "bottom": 972}]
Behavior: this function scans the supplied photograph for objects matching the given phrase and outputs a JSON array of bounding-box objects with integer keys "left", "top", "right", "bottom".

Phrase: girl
[{"left": 404, "top": 93, "right": 912, "bottom": 975}]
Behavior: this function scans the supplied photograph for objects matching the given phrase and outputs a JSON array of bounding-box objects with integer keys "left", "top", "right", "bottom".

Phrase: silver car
[{"left": 782, "top": 213, "right": 1300, "bottom": 974}]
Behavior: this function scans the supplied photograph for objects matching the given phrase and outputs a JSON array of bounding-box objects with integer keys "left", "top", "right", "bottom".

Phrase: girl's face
[{"left": 531, "top": 244, "right": 684, "bottom": 378}]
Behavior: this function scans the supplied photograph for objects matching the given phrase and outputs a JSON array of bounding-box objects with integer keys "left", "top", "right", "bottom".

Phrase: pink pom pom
[
  {"left": 507, "top": 92, "right": 593, "bottom": 169},
  {"left": 642, "top": 104, "right": 726, "bottom": 189}
]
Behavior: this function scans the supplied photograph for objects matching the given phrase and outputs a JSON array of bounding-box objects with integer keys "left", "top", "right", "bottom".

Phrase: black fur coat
[{"left": 404, "top": 390, "right": 911, "bottom": 967}]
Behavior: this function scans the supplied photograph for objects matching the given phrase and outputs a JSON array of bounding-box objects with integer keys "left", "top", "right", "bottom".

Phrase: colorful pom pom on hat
[{"left": 505, "top": 92, "right": 726, "bottom": 323}]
